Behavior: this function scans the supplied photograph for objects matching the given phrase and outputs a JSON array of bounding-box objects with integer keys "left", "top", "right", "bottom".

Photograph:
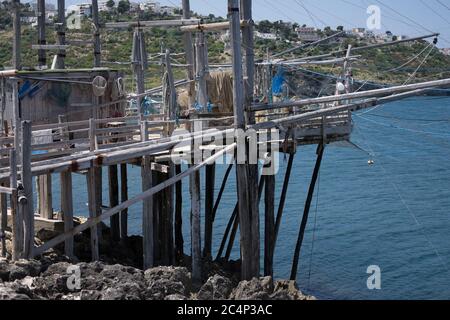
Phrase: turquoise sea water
[{"left": 45, "top": 96, "right": 450, "bottom": 299}]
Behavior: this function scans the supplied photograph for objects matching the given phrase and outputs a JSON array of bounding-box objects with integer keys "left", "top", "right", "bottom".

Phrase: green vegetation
[{"left": 0, "top": 5, "right": 449, "bottom": 90}]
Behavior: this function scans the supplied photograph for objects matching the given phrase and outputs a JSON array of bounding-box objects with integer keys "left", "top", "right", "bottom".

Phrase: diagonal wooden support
[{"left": 290, "top": 144, "right": 325, "bottom": 281}]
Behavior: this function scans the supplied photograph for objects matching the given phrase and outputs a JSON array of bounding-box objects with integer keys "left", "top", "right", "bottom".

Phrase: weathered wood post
[
  {"left": 108, "top": 164, "right": 120, "bottom": 241},
  {"left": 61, "top": 170, "right": 73, "bottom": 258},
  {"left": 264, "top": 161, "right": 275, "bottom": 277},
  {"left": 87, "top": 118, "right": 100, "bottom": 261},
  {"left": 141, "top": 120, "right": 154, "bottom": 269},
  {"left": 58, "top": 116, "right": 74, "bottom": 258},
  {"left": 120, "top": 163, "right": 128, "bottom": 240},
  {"left": 20, "top": 121, "right": 34, "bottom": 258},
  {"left": 37, "top": 0, "right": 46, "bottom": 67},
  {"left": 132, "top": 28, "right": 147, "bottom": 111},
  {"left": 55, "top": 0, "right": 66, "bottom": 69},
  {"left": 0, "top": 184, "right": 7, "bottom": 257},
  {"left": 190, "top": 120, "right": 202, "bottom": 282},
  {"left": 203, "top": 151, "right": 215, "bottom": 260},
  {"left": 229, "top": 0, "right": 259, "bottom": 280},
  {"left": 9, "top": 149, "right": 22, "bottom": 260},
  {"left": 174, "top": 164, "right": 183, "bottom": 263},
  {"left": 37, "top": 174, "right": 53, "bottom": 219},
  {"left": 182, "top": 0, "right": 195, "bottom": 107},
  {"left": 161, "top": 49, "right": 176, "bottom": 266},
  {"left": 240, "top": 0, "right": 260, "bottom": 277},
  {"left": 12, "top": 0, "right": 21, "bottom": 70},
  {"left": 92, "top": 0, "right": 101, "bottom": 68},
  {"left": 195, "top": 32, "right": 208, "bottom": 111}
]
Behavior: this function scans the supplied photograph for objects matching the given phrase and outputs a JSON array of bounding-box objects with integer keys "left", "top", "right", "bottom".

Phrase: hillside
[{"left": 1, "top": 9, "right": 450, "bottom": 93}]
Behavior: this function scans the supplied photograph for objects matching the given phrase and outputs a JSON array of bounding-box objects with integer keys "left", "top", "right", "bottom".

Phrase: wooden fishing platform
[{"left": 1, "top": 0, "right": 449, "bottom": 284}]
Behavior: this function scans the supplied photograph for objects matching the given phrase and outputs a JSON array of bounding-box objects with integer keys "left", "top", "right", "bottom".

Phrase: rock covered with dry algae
[{"left": 0, "top": 258, "right": 314, "bottom": 300}]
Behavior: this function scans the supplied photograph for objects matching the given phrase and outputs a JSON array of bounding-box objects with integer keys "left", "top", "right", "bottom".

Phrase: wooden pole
[
  {"left": 87, "top": 119, "right": 100, "bottom": 260},
  {"left": 290, "top": 144, "right": 325, "bottom": 281},
  {"left": 133, "top": 29, "right": 146, "bottom": 111},
  {"left": 92, "top": 0, "right": 101, "bottom": 67},
  {"left": 264, "top": 164, "right": 275, "bottom": 277},
  {"left": 9, "top": 150, "right": 21, "bottom": 260},
  {"left": 229, "top": 0, "right": 258, "bottom": 280},
  {"left": 37, "top": 0, "right": 46, "bottom": 67},
  {"left": 182, "top": 0, "right": 195, "bottom": 107},
  {"left": 61, "top": 170, "right": 73, "bottom": 258},
  {"left": 240, "top": 0, "right": 260, "bottom": 278},
  {"left": 195, "top": 32, "right": 208, "bottom": 111},
  {"left": 212, "top": 162, "right": 233, "bottom": 222},
  {"left": 37, "top": 174, "right": 52, "bottom": 219},
  {"left": 55, "top": 0, "right": 66, "bottom": 69},
  {"left": 86, "top": 169, "right": 100, "bottom": 261},
  {"left": 20, "top": 121, "right": 34, "bottom": 258},
  {"left": 273, "top": 152, "right": 295, "bottom": 251},
  {"left": 120, "top": 163, "right": 128, "bottom": 240},
  {"left": 12, "top": 0, "right": 21, "bottom": 70},
  {"left": 190, "top": 157, "right": 201, "bottom": 282},
  {"left": 0, "top": 182, "right": 7, "bottom": 257},
  {"left": 58, "top": 115, "right": 74, "bottom": 258},
  {"left": 203, "top": 152, "right": 215, "bottom": 260},
  {"left": 108, "top": 165, "right": 120, "bottom": 242},
  {"left": 174, "top": 164, "right": 183, "bottom": 263},
  {"left": 141, "top": 120, "right": 154, "bottom": 269}
]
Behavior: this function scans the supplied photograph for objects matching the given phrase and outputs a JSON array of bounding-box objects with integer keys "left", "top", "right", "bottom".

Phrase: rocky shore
[{"left": 0, "top": 223, "right": 314, "bottom": 300}]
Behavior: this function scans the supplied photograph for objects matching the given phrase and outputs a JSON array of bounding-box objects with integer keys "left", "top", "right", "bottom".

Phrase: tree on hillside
[
  {"left": 117, "top": 0, "right": 130, "bottom": 14},
  {"left": 337, "top": 25, "right": 344, "bottom": 31},
  {"left": 106, "top": 0, "right": 115, "bottom": 9}
]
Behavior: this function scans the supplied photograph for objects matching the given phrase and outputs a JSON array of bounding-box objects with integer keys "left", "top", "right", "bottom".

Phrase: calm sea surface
[{"left": 45, "top": 96, "right": 450, "bottom": 299}]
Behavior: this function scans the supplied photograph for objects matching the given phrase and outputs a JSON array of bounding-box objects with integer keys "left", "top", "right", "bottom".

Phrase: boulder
[
  {"left": 229, "top": 277, "right": 274, "bottom": 300},
  {"left": 197, "top": 274, "right": 233, "bottom": 300}
]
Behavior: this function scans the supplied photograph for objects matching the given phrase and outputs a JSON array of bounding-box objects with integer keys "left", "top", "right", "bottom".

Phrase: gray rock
[
  {"left": 197, "top": 274, "right": 233, "bottom": 300},
  {"left": 0, "top": 258, "right": 10, "bottom": 281},
  {"left": 145, "top": 278, "right": 186, "bottom": 300},
  {"left": 101, "top": 282, "right": 143, "bottom": 300},
  {"left": 270, "top": 280, "right": 308, "bottom": 300},
  {"left": 229, "top": 277, "right": 274, "bottom": 300}
]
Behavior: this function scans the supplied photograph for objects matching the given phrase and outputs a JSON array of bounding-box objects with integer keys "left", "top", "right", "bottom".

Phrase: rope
[{"left": 352, "top": 121, "right": 450, "bottom": 273}]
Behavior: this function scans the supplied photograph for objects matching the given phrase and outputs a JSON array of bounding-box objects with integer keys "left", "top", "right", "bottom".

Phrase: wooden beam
[
  {"left": 174, "top": 164, "right": 183, "bottom": 263},
  {"left": 109, "top": 165, "right": 120, "bottom": 242},
  {"left": 273, "top": 152, "right": 295, "bottom": 252},
  {"left": 141, "top": 120, "right": 154, "bottom": 269},
  {"left": 264, "top": 168, "right": 275, "bottom": 277},
  {"left": 20, "top": 121, "right": 34, "bottom": 258},
  {"left": 251, "top": 78, "right": 450, "bottom": 112},
  {"left": 203, "top": 154, "right": 215, "bottom": 260},
  {"left": 195, "top": 32, "right": 208, "bottom": 111},
  {"left": 31, "top": 44, "right": 69, "bottom": 51},
  {"left": 104, "top": 19, "right": 200, "bottom": 29},
  {"left": 9, "top": 149, "right": 22, "bottom": 260},
  {"left": 229, "top": 0, "right": 258, "bottom": 280},
  {"left": 0, "top": 182, "right": 7, "bottom": 257},
  {"left": 120, "top": 163, "right": 128, "bottom": 240},
  {"left": 180, "top": 20, "right": 248, "bottom": 33},
  {"left": 61, "top": 171, "right": 74, "bottom": 258},
  {"left": 86, "top": 168, "right": 100, "bottom": 261},
  {"left": 37, "top": 174, "right": 53, "bottom": 219}
]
